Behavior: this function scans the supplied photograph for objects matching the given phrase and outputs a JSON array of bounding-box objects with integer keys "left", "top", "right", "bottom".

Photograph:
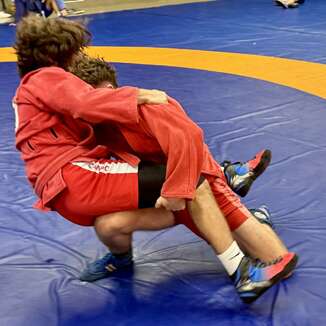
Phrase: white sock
[{"left": 217, "top": 241, "right": 245, "bottom": 276}]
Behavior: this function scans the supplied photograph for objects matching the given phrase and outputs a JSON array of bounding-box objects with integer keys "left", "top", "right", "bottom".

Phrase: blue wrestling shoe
[
  {"left": 250, "top": 205, "right": 274, "bottom": 229},
  {"left": 80, "top": 251, "right": 133, "bottom": 282},
  {"left": 231, "top": 252, "right": 298, "bottom": 304},
  {"left": 222, "top": 149, "right": 272, "bottom": 197}
]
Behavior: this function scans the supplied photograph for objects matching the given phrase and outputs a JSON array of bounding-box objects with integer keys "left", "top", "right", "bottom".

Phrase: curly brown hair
[
  {"left": 14, "top": 15, "right": 91, "bottom": 77},
  {"left": 70, "top": 55, "right": 118, "bottom": 88}
]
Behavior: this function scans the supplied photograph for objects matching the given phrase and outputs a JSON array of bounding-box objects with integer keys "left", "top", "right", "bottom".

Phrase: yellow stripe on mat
[{"left": 1, "top": 46, "right": 326, "bottom": 99}]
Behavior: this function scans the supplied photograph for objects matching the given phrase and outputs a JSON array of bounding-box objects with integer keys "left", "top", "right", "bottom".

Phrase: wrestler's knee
[{"left": 94, "top": 212, "right": 133, "bottom": 236}]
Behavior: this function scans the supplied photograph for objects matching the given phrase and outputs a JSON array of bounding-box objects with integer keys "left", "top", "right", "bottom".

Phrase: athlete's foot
[
  {"left": 80, "top": 251, "right": 133, "bottom": 282},
  {"left": 231, "top": 252, "right": 298, "bottom": 304},
  {"left": 222, "top": 149, "right": 272, "bottom": 197}
]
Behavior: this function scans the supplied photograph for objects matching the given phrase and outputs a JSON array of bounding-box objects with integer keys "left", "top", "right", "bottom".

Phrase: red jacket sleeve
[
  {"left": 139, "top": 97, "right": 204, "bottom": 199},
  {"left": 17, "top": 67, "right": 139, "bottom": 124}
]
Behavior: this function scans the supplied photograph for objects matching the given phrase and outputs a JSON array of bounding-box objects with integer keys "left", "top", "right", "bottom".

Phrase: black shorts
[{"left": 138, "top": 162, "right": 205, "bottom": 208}]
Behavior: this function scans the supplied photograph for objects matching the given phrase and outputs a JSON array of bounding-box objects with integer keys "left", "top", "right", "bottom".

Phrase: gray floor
[{"left": 0, "top": 0, "right": 211, "bottom": 23}]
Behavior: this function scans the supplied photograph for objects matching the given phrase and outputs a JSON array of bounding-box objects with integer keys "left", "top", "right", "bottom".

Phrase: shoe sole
[
  {"left": 237, "top": 149, "right": 272, "bottom": 197},
  {"left": 79, "top": 261, "right": 134, "bottom": 282},
  {"left": 251, "top": 149, "right": 272, "bottom": 180},
  {"left": 241, "top": 254, "right": 298, "bottom": 304},
  {"left": 275, "top": 0, "right": 299, "bottom": 8}
]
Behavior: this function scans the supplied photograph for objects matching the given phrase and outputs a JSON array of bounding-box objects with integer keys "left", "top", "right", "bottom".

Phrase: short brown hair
[
  {"left": 70, "top": 55, "right": 118, "bottom": 88},
  {"left": 14, "top": 15, "right": 91, "bottom": 77}
]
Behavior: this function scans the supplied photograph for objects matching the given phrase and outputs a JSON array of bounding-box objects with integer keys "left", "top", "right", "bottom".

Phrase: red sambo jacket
[
  {"left": 14, "top": 67, "right": 140, "bottom": 209},
  {"left": 95, "top": 97, "right": 222, "bottom": 199},
  {"left": 14, "top": 66, "right": 219, "bottom": 211}
]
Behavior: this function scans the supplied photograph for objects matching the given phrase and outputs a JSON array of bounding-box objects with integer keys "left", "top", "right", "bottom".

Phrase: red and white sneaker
[
  {"left": 232, "top": 252, "right": 298, "bottom": 304},
  {"left": 222, "top": 149, "right": 272, "bottom": 197}
]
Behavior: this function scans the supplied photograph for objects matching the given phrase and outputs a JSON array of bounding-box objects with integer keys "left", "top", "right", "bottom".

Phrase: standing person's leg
[
  {"left": 232, "top": 213, "right": 287, "bottom": 261},
  {"left": 94, "top": 208, "right": 175, "bottom": 254},
  {"left": 2, "top": 0, "right": 14, "bottom": 16},
  {"left": 0, "top": 0, "right": 11, "bottom": 18},
  {"left": 50, "top": 160, "right": 177, "bottom": 281},
  {"left": 61, "top": 159, "right": 297, "bottom": 302},
  {"left": 14, "top": 0, "right": 27, "bottom": 23},
  {"left": 187, "top": 180, "right": 234, "bottom": 254},
  {"left": 55, "top": 0, "right": 67, "bottom": 16},
  {"left": 55, "top": 0, "right": 65, "bottom": 11},
  {"left": 80, "top": 208, "right": 175, "bottom": 281},
  {"left": 139, "top": 160, "right": 289, "bottom": 262},
  {"left": 186, "top": 179, "right": 297, "bottom": 303},
  {"left": 75, "top": 161, "right": 200, "bottom": 282},
  {"left": 174, "top": 157, "right": 289, "bottom": 263},
  {"left": 44, "top": 0, "right": 57, "bottom": 16},
  {"left": 209, "top": 174, "right": 288, "bottom": 261},
  {"left": 175, "top": 203, "right": 287, "bottom": 262}
]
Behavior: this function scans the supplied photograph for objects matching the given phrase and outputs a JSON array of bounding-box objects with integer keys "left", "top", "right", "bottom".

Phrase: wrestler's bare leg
[
  {"left": 186, "top": 180, "right": 234, "bottom": 254},
  {"left": 233, "top": 215, "right": 288, "bottom": 261},
  {"left": 95, "top": 185, "right": 289, "bottom": 272},
  {"left": 94, "top": 207, "right": 175, "bottom": 253},
  {"left": 184, "top": 179, "right": 297, "bottom": 303}
]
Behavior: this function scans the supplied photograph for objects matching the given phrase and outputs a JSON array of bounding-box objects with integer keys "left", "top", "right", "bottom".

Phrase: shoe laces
[
  {"left": 252, "top": 256, "right": 283, "bottom": 268},
  {"left": 221, "top": 160, "right": 243, "bottom": 168},
  {"left": 94, "top": 253, "right": 113, "bottom": 267}
]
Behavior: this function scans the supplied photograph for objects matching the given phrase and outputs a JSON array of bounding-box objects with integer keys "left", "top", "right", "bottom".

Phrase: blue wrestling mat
[{"left": 0, "top": 0, "right": 326, "bottom": 324}]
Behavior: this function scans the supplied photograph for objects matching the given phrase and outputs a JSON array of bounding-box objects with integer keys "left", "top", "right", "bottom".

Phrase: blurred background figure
[
  {"left": 55, "top": 0, "right": 68, "bottom": 16},
  {"left": 0, "top": 0, "right": 13, "bottom": 23},
  {"left": 14, "top": 0, "right": 53, "bottom": 24},
  {"left": 0, "top": 0, "right": 85, "bottom": 24},
  {"left": 12, "top": 0, "right": 69, "bottom": 24}
]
